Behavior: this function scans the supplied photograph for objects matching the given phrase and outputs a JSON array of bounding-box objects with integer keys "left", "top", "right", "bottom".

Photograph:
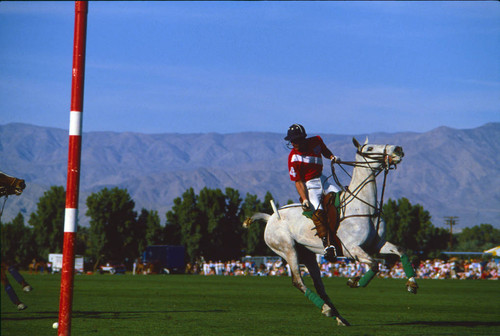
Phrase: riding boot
[{"left": 312, "top": 210, "right": 337, "bottom": 262}]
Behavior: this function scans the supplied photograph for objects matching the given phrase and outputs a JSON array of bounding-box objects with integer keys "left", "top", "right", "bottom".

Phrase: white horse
[{"left": 244, "top": 138, "right": 418, "bottom": 327}]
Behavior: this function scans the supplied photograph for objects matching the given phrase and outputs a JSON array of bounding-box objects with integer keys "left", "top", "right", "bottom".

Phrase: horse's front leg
[
  {"left": 346, "top": 246, "right": 379, "bottom": 288},
  {"left": 379, "top": 241, "right": 418, "bottom": 294}
]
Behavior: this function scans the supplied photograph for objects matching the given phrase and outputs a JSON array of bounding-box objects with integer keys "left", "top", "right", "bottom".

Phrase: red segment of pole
[
  {"left": 58, "top": 2, "right": 88, "bottom": 336},
  {"left": 66, "top": 136, "right": 82, "bottom": 208},
  {"left": 58, "top": 232, "right": 76, "bottom": 335},
  {"left": 69, "top": 2, "right": 87, "bottom": 115}
]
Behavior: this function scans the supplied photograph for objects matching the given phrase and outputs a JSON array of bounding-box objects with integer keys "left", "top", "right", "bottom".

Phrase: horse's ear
[
  {"left": 352, "top": 137, "right": 360, "bottom": 149},
  {"left": 364, "top": 137, "right": 369, "bottom": 145}
]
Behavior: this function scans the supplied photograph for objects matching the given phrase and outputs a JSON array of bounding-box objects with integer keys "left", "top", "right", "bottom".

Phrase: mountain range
[{"left": 1, "top": 122, "right": 499, "bottom": 230}]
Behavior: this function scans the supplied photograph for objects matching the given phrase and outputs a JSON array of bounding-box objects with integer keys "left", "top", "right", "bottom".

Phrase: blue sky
[{"left": 1, "top": 1, "right": 499, "bottom": 135}]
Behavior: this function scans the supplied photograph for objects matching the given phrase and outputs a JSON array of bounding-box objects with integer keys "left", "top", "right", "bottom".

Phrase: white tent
[{"left": 483, "top": 246, "right": 500, "bottom": 256}]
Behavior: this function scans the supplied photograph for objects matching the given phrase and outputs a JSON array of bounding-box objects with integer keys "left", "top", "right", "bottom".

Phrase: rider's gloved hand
[
  {"left": 332, "top": 155, "right": 341, "bottom": 163},
  {"left": 301, "top": 199, "right": 313, "bottom": 212}
]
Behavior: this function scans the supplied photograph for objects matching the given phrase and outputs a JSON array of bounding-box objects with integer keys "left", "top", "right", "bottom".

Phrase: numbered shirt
[{"left": 288, "top": 136, "right": 333, "bottom": 182}]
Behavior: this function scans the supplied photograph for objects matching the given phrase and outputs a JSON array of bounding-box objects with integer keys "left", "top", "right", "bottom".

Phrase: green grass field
[{"left": 1, "top": 273, "right": 499, "bottom": 336}]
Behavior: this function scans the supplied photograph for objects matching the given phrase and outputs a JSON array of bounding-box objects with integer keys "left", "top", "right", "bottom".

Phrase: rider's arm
[
  {"left": 318, "top": 136, "right": 334, "bottom": 160},
  {"left": 295, "top": 180, "right": 309, "bottom": 203},
  {"left": 324, "top": 149, "right": 339, "bottom": 162}
]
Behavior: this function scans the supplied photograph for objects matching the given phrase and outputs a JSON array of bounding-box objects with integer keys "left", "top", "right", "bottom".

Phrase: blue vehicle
[{"left": 142, "top": 245, "right": 185, "bottom": 274}]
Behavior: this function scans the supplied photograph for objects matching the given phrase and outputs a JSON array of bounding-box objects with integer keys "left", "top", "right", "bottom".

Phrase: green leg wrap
[
  {"left": 401, "top": 254, "right": 416, "bottom": 278},
  {"left": 305, "top": 289, "right": 325, "bottom": 310},
  {"left": 358, "top": 269, "right": 377, "bottom": 287}
]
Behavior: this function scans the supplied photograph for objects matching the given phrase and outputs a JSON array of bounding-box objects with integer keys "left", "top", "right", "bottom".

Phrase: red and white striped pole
[{"left": 58, "top": 2, "right": 88, "bottom": 335}]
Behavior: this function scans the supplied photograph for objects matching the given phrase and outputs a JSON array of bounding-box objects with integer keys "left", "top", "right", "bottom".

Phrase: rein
[
  {"left": 329, "top": 145, "right": 396, "bottom": 231},
  {"left": 0, "top": 195, "right": 8, "bottom": 220}
]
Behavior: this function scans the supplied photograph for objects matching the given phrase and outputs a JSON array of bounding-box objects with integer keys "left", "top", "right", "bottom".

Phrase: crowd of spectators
[
  {"left": 414, "top": 258, "right": 498, "bottom": 280},
  {"left": 190, "top": 257, "right": 499, "bottom": 280}
]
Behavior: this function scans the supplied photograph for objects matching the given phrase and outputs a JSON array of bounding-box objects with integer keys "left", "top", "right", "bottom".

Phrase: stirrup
[{"left": 324, "top": 245, "right": 337, "bottom": 262}]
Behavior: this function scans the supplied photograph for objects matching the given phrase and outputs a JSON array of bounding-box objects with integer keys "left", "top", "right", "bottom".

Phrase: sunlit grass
[{"left": 2, "top": 274, "right": 499, "bottom": 336}]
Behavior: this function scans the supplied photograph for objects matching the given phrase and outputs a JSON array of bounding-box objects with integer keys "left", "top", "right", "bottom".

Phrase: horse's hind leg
[
  {"left": 1, "top": 265, "right": 26, "bottom": 310},
  {"left": 299, "top": 247, "right": 332, "bottom": 307},
  {"left": 265, "top": 221, "right": 349, "bottom": 326},
  {"left": 7, "top": 265, "right": 32, "bottom": 292},
  {"left": 299, "top": 247, "right": 350, "bottom": 326},
  {"left": 272, "top": 244, "right": 349, "bottom": 326},
  {"left": 379, "top": 241, "right": 418, "bottom": 294},
  {"left": 267, "top": 241, "right": 307, "bottom": 294},
  {"left": 300, "top": 248, "right": 350, "bottom": 325}
]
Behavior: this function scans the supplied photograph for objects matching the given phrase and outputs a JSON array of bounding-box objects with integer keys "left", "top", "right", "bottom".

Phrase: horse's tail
[{"left": 243, "top": 213, "right": 271, "bottom": 228}]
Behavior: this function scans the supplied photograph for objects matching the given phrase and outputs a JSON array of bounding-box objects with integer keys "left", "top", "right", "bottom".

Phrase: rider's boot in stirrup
[
  {"left": 322, "top": 237, "right": 337, "bottom": 263},
  {"left": 313, "top": 210, "right": 337, "bottom": 262}
]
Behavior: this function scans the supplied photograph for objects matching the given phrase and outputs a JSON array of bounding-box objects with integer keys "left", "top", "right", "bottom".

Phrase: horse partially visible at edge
[
  {"left": 0, "top": 170, "right": 26, "bottom": 219},
  {"left": 0, "top": 170, "right": 31, "bottom": 310},
  {"left": 1, "top": 262, "right": 33, "bottom": 310},
  {"left": 0, "top": 171, "right": 26, "bottom": 198},
  {"left": 244, "top": 138, "right": 418, "bottom": 327}
]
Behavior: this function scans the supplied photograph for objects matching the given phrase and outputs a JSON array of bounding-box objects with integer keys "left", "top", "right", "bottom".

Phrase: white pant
[{"left": 306, "top": 175, "right": 340, "bottom": 210}]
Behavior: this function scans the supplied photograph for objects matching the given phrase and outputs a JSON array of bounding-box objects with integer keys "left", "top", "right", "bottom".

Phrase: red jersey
[{"left": 288, "top": 136, "right": 333, "bottom": 182}]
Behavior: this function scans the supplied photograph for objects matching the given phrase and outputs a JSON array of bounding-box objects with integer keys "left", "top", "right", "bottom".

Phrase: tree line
[
  {"left": 1, "top": 186, "right": 498, "bottom": 269},
  {"left": 1, "top": 186, "right": 276, "bottom": 268}
]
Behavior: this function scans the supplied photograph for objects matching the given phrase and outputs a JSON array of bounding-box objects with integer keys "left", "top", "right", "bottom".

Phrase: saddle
[{"left": 303, "top": 192, "right": 343, "bottom": 257}]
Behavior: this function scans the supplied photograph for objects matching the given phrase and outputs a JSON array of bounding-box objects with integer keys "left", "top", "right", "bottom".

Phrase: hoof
[
  {"left": 346, "top": 276, "right": 360, "bottom": 288},
  {"left": 322, "top": 302, "right": 350, "bottom": 326},
  {"left": 321, "top": 304, "right": 333, "bottom": 317},
  {"left": 242, "top": 218, "right": 252, "bottom": 228},
  {"left": 335, "top": 315, "right": 351, "bottom": 327},
  {"left": 17, "top": 303, "right": 27, "bottom": 310},
  {"left": 406, "top": 279, "right": 418, "bottom": 294}
]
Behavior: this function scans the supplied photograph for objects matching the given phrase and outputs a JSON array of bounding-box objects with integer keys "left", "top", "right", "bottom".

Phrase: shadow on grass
[
  {"left": 385, "top": 321, "right": 500, "bottom": 327},
  {"left": 1, "top": 309, "right": 228, "bottom": 321}
]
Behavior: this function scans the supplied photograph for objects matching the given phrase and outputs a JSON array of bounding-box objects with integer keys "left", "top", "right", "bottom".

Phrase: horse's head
[
  {"left": 352, "top": 137, "right": 404, "bottom": 169},
  {"left": 0, "top": 172, "right": 26, "bottom": 197},
  {"left": 11, "top": 178, "right": 26, "bottom": 195}
]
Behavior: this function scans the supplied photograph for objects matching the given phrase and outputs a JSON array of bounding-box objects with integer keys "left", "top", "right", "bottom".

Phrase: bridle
[
  {"left": 338, "top": 144, "right": 401, "bottom": 170},
  {"left": 328, "top": 145, "right": 402, "bottom": 232}
]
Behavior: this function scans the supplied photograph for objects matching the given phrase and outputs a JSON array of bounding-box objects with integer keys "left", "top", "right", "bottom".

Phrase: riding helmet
[{"left": 284, "top": 124, "right": 307, "bottom": 142}]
